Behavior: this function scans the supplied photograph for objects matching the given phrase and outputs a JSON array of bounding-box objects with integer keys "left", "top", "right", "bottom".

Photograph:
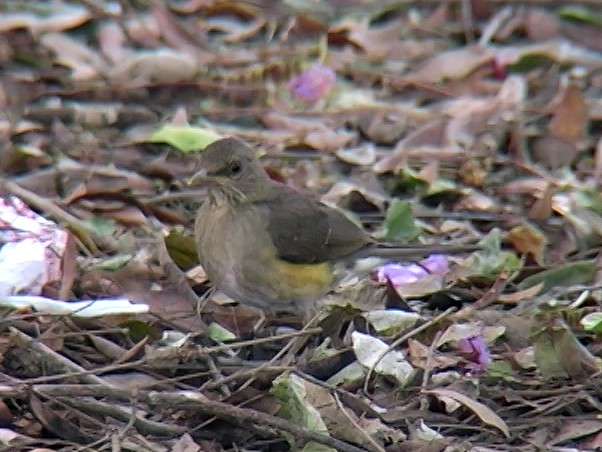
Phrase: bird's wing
[{"left": 263, "top": 185, "right": 370, "bottom": 264}]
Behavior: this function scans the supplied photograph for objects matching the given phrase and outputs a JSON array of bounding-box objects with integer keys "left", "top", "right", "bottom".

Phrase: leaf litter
[{"left": 0, "top": 0, "right": 602, "bottom": 450}]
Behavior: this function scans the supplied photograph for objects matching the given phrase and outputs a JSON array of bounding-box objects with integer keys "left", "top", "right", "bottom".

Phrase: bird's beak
[{"left": 187, "top": 168, "right": 226, "bottom": 186}]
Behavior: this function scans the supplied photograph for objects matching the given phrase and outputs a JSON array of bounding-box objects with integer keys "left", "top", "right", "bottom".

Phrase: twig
[
  {"left": 9, "top": 327, "right": 114, "bottom": 387},
  {"left": 200, "top": 365, "right": 289, "bottom": 390},
  {"left": 479, "top": 6, "right": 514, "bottom": 47},
  {"left": 65, "top": 397, "right": 186, "bottom": 437},
  {"left": 460, "top": 0, "right": 475, "bottom": 43},
  {"left": 363, "top": 307, "right": 456, "bottom": 394},
  {"left": 16, "top": 329, "right": 321, "bottom": 385},
  {"left": 146, "top": 390, "right": 367, "bottom": 452},
  {"left": 17, "top": 382, "right": 369, "bottom": 451},
  {"left": 201, "top": 354, "right": 231, "bottom": 397},
  {"left": 420, "top": 331, "right": 442, "bottom": 411},
  {"left": 143, "top": 190, "right": 202, "bottom": 205},
  {"left": 235, "top": 314, "right": 322, "bottom": 393},
  {"left": 473, "top": 271, "right": 518, "bottom": 309},
  {"left": 333, "top": 392, "right": 385, "bottom": 452}
]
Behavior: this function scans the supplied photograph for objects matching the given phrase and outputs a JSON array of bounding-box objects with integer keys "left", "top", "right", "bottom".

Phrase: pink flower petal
[{"left": 288, "top": 64, "right": 335, "bottom": 104}]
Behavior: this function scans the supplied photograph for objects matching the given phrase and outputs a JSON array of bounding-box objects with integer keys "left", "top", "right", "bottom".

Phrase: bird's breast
[{"left": 194, "top": 202, "right": 334, "bottom": 314}]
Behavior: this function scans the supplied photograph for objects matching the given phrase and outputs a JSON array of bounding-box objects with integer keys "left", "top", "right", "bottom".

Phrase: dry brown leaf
[
  {"left": 335, "top": 144, "right": 376, "bottom": 166},
  {"left": 41, "top": 32, "right": 106, "bottom": 81},
  {"left": 494, "top": 40, "right": 602, "bottom": 70},
  {"left": 98, "top": 22, "right": 131, "bottom": 63},
  {"left": 527, "top": 184, "right": 556, "bottom": 221},
  {"left": 507, "top": 222, "right": 547, "bottom": 265},
  {"left": 524, "top": 8, "right": 561, "bottom": 41},
  {"left": 109, "top": 49, "right": 199, "bottom": 84},
  {"left": 373, "top": 119, "right": 449, "bottom": 173},
  {"left": 497, "top": 177, "right": 549, "bottom": 195},
  {"left": 423, "top": 388, "right": 510, "bottom": 437},
  {"left": 549, "top": 83, "right": 588, "bottom": 145},
  {"left": 531, "top": 135, "right": 577, "bottom": 169},
  {"left": 562, "top": 20, "right": 602, "bottom": 53},
  {"left": 545, "top": 419, "right": 602, "bottom": 448},
  {"left": 407, "top": 339, "right": 460, "bottom": 369},
  {"left": 262, "top": 112, "right": 355, "bottom": 152},
  {"left": 330, "top": 19, "right": 429, "bottom": 60},
  {"left": 408, "top": 46, "right": 493, "bottom": 83},
  {"left": 595, "top": 136, "right": 602, "bottom": 188},
  {"left": 205, "top": 15, "right": 266, "bottom": 43},
  {"left": 321, "top": 179, "right": 387, "bottom": 211},
  {"left": 357, "top": 109, "right": 407, "bottom": 144},
  {"left": 0, "top": 5, "right": 91, "bottom": 34},
  {"left": 153, "top": 2, "right": 205, "bottom": 49}
]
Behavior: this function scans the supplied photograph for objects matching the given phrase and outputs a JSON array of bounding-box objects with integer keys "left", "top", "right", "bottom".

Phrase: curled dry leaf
[
  {"left": 507, "top": 222, "right": 547, "bottom": 265},
  {"left": 524, "top": 8, "right": 561, "bottom": 41},
  {"left": 595, "top": 136, "right": 602, "bottom": 187},
  {"left": 530, "top": 135, "right": 578, "bottom": 169},
  {"left": 262, "top": 111, "right": 355, "bottom": 152},
  {"left": 334, "top": 144, "right": 375, "bottom": 166},
  {"left": 373, "top": 119, "right": 449, "bottom": 173},
  {"left": 330, "top": 19, "right": 429, "bottom": 60},
  {"left": 532, "top": 317, "right": 601, "bottom": 381},
  {"left": 407, "top": 46, "right": 493, "bottom": 83},
  {"left": 494, "top": 39, "right": 602, "bottom": 70},
  {"left": 423, "top": 388, "right": 510, "bottom": 438},
  {"left": 321, "top": 179, "right": 387, "bottom": 210},
  {"left": 41, "top": 32, "right": 107, "bottom": 81},
  {"left": 0, "top": 4, "right": 92, "bottom": 34},
  {"left": 356, "top": 109, "right": 407, "bottom": 144},
  {"left": 109, "top": 49, "right": 199, "bottom": 84},
  {"left": 548, "top": 82, "right": 588, "bottom": 145}
]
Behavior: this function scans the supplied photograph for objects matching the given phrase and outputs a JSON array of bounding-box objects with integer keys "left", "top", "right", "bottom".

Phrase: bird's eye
[{"left": 228, "top": 161, "right": 242, "bottom": 175}]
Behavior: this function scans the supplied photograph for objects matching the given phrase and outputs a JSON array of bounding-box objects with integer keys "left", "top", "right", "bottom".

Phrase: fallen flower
[
  {"left": 457, "top": 335, "right": 491, "bottom": 372},
  {"left": 288, "top": 64, "right": 336, "bottom": 104},
  {"left": 376, "top": 254, "right": 449, "bottom": 286}
]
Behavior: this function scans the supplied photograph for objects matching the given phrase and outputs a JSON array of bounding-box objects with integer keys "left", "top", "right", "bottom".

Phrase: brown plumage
[{"left": 192, "top": 138, "right": 472, "bottom": 315}]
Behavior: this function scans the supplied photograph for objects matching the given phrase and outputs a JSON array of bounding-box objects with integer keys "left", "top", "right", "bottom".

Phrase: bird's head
[{"left": 189, "top": 138, "right": 271, "bottom": 204}]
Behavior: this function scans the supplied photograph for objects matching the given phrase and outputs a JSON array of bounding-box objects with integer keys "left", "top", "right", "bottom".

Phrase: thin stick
[{"left": 363, "top": 307, "right": 455, "bottom": 394}]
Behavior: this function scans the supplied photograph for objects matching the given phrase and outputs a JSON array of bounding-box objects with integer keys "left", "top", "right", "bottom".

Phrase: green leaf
[
  {"left": 94, "top": 254, "right": 133, "bottom": 271},
  {"left": 394, "top": 167, "right": 429, "bottom": 193},
  {"left": 164, "top": 230, "right": 199, "bottom": 270},
  {"left": 518, "top": 260, "right": 595, "bottom": 292},
  {"left": 271, "top": 374, "right": 327, "bottom": 432},
  {"left": 425, "top": 178, "right": 457, "bottom": 197},
  {"left": 532, "top": 318, "right": 601, "bottom": 380},
  {"left": 119, "top": 319, "right": 159, "bottom": 343},
  {"left": 559, "top": 6, "right": 602, "bottom": 29},
  {"left": 377, "top": 199, "right": 421, "bottom": 241},
  {"left": 581, "top": 312, "right": 602, "bottom": 334},
  {"left": 207, "top": 322, "right": 237, "bottom": 342},
  {"left": 464, "top": 229, "right": 522, "bottom": 278},
  {"left": 363, "top": 309, "right": 420, "bottom": 336},
  {"left": 147, "top": 125, "right": 221, "bottom": 152},
  {"left": 507, "top": 54, "right": 556, "bottom": 73},
  {"left": 271, "top": 374, "right": 335, "bottom": 452},
  {"left": 571, "top": 189, "right": 602, "bottom": 215},
  {"left": 81, "top": 216, "right": 118, "bottom": 236},
  {"left": 326, "top": 362, "right": 366, "bottom": 386},
  {"left": 485, "top": 361, "right": 522, "bottom": 383}
]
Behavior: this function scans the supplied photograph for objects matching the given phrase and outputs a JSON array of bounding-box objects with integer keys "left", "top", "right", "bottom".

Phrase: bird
[{"left": 190, "top": 137, "right": 473, "bottom": 316}]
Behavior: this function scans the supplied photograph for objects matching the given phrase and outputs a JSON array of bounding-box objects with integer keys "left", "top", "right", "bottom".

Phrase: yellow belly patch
[{"left": 273, "top": 260, "right": 333, "bottom": 300}]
